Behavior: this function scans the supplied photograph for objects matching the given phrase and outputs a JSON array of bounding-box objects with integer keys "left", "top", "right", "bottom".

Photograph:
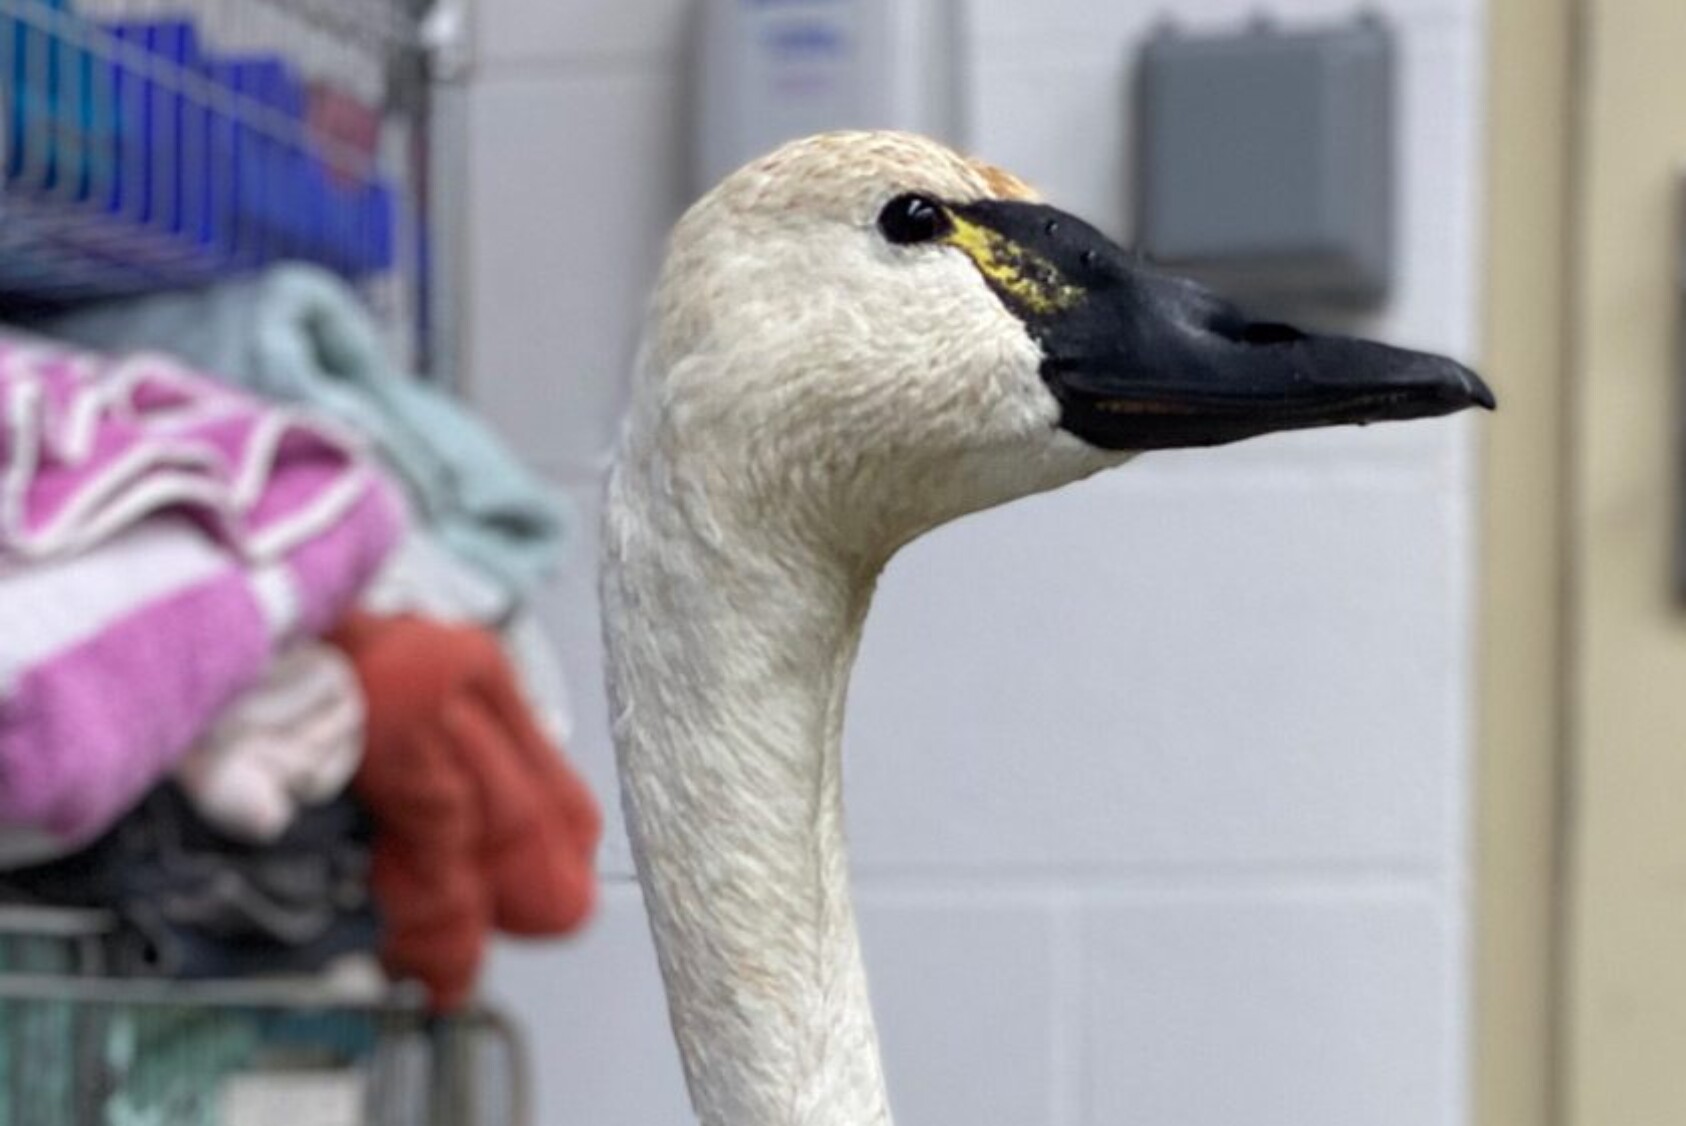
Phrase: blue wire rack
[{"left": 0, "top": 0, "right": 414, "bottom": 304}]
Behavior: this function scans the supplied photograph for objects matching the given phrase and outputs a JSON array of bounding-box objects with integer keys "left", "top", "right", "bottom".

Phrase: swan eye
[{"left": 877, "top": 194, "right": 951, "bottom": 245}]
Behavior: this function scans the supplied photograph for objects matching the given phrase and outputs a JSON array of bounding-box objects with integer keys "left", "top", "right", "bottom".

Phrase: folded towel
[
  {"left": 34, "top": 264, "right": 568, "bottom": 596},
  {"left": 360, "top": 527, "right": 574, "bottom": 742},
  {"left": 0, "top": 784, "right": 378, "bottom": 980},
  {"left": 360, "top": 527, "right": 514, "bottom": 624},
  {"left": 175, "top": 642, "right": 365, "bottom": 843},
  {"left": 502, "top": 608, "right": 575, "bottom": 745},
  {"left": 0, "top": 343, "right": 375, "bottom": 566},
  {"left": 0, "top": 344, "right": 404, "bottom": 843},
  {"left": 329, "top": 613, "right": 600, "bottom": 1011},
  {"left": 0, "top": 486, "right": 397, "bottom": 844}
]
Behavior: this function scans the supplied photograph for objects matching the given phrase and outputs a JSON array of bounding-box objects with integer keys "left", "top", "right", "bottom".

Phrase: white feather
[{"left": 602, "top": 132, "right": 1122, "bottom": 1126}]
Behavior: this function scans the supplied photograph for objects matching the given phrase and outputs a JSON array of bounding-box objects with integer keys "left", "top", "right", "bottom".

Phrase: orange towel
[{"left": 330, "top": 613, "right": 601, "bottom": 1009}]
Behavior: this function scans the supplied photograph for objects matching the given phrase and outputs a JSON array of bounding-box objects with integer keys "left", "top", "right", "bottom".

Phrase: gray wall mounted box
[{"left": 1135, "top": 17, "right": 1395, "bottom": 305}]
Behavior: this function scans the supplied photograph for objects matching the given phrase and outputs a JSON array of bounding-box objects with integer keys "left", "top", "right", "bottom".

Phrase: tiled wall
[{"left": 462, "top": 1, "right": 1485, "bottom": 1122}]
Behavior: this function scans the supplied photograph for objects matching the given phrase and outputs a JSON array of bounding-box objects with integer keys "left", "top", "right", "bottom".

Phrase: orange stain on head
[{"left": 969, "top": 160, "right": 1039, "bottom": 202}]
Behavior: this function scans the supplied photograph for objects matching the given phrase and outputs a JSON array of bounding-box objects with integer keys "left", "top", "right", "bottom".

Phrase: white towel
[{"left": 175, "top": 643, "right": 365, "bottom": 843}]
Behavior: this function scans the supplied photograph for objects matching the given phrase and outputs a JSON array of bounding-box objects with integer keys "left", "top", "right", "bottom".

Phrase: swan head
[{"left": 633, "top": 131, "right": 1492, "bottom": 564}]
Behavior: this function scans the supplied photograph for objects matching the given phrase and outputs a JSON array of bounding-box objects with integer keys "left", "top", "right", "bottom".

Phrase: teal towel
[
  {"left": 33, "top": 264, "right": 566, "bottom": 598},
  {"left": 103, "top": 1007, "right": 260, "bottom": 1126}
]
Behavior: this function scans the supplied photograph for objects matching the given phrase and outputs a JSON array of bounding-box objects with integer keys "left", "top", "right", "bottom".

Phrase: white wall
[{"left": 461, "top": 1, "right": 1485, "bottom": 1123}]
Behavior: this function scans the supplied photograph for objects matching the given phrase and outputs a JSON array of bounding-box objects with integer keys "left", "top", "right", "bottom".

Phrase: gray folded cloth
[{"left": 0, "top": 785, "right": 378, "bottom": 980}]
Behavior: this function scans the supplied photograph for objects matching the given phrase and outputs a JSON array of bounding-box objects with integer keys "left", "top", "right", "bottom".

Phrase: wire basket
[
  {"left": 0, "top": 0, "right": 424, "bottom": 313},
  {"left": 0, "top": 908, "right": 531, "bottom": 1126}
]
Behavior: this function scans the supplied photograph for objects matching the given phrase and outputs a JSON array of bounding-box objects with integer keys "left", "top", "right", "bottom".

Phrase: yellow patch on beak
[{"left": 941, "top": 212, "right": 1085, "bottom": 316}]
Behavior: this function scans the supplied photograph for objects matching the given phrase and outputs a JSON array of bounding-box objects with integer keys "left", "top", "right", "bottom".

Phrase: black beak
[{"left": 947, "top": 200, "right": 1495, "bottom": 451}]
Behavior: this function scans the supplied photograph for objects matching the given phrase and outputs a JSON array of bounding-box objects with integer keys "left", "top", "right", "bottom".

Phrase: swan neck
[{"left": 605, "top": 479, "right": 890, "bottom": 1126}]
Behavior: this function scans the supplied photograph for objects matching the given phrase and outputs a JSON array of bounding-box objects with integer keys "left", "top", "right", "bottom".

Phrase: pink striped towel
[
  {"left": 0, "top": 341, "right": 405, "bottom": 843},
  {"left": 1, "top": 342, "right": 376, "bottom": 564}
]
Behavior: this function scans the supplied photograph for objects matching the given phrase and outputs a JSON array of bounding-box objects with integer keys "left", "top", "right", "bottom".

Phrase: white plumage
[{"left": 601, "top": 130, "right": 1490, "bottom": 1126}]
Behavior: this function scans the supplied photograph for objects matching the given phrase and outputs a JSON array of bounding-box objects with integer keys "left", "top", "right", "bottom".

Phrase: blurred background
[{"left": 0, "top": 0, "right": 1671, "bottom": 1124}]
